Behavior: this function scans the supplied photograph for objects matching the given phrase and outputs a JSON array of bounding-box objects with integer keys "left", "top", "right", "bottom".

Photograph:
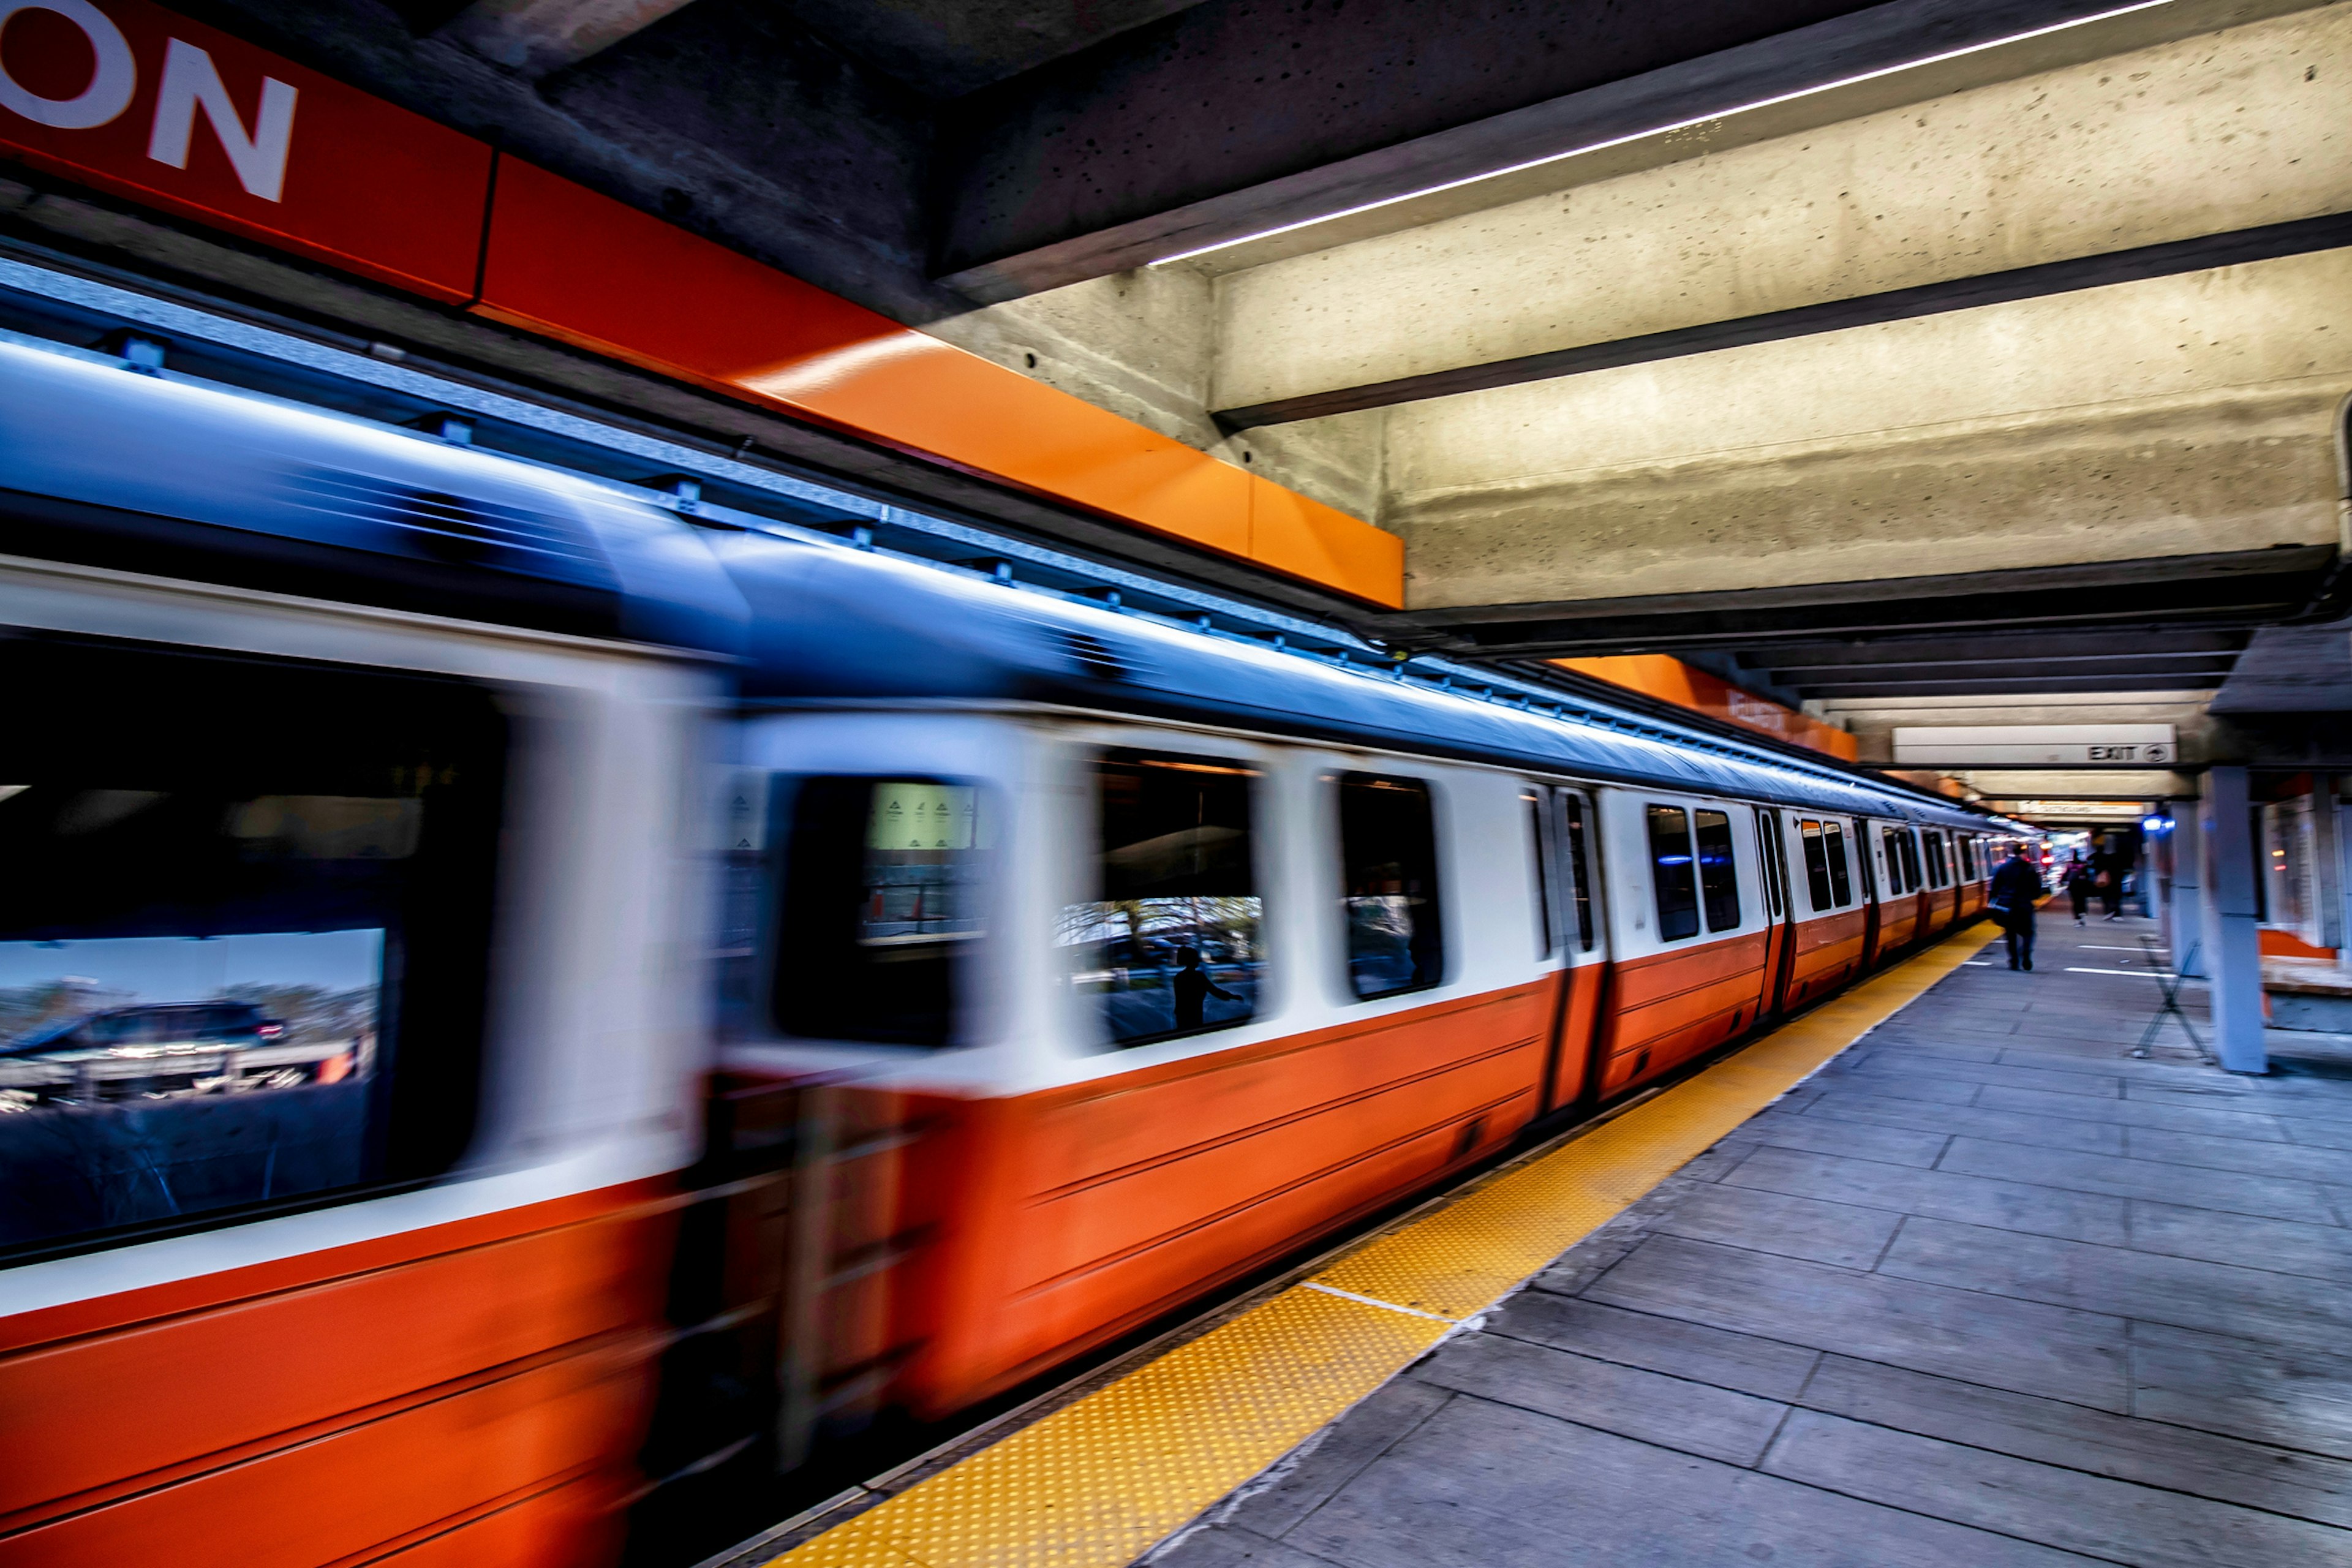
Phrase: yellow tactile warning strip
[{"left": 770, "top": 930, "right": 1989, "bottom": 1568}]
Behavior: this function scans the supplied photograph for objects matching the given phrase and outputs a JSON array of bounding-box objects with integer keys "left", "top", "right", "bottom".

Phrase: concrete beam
[
  {"left": 1213, "top": 4, "right": 2352, "bottom": 420},
  {"left": 938, "top": 0, "right": 2322, "bottom": 298},
  {"left": 444, "top": 0, "right": 701, "bottom": 77},
  {"left": 1380, "top": 248, "right": 2352, "bottom": 612}
]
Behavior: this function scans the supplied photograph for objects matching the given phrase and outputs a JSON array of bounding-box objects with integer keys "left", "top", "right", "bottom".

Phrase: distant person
[
  {"left": 1989, "top": 845, "right": 2045, "bottom": 971},
  {"left": 2100, "top": 856, "right": 2127, "bottom": 921},
  {"left": 1172, "top": 946, "right": 1237, "bottom": 1031},
  {"left": 2064, "top": 856, "right": 2096, "bottom": 926}
]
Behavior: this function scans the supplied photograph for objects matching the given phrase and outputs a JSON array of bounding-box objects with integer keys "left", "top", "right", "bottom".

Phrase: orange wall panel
[
  {"left": 1554, "top": 655, "right": 1858, "bottom": 761},
  {"left": 473, "top": 161, "right": 1401, "bottom": 602},
  {"left": 1248, "top": 476, "right": 1406, "bottom": 610}
]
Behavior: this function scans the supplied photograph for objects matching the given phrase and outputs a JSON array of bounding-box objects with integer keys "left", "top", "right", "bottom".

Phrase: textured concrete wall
[
  {"left": 1215, "top": 4, "right": 2352, "bottom": 410},
  {"left": 1379, "top": 247, "right": 2352, "bottom": 610}
]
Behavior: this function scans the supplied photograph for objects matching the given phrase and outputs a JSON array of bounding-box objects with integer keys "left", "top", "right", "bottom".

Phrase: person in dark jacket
[
  {"left": 1989, "top": 846, "right": 2046, "bottom": 971},
  {"left": 2064, "top": 856, "right": 2096, "bottom": 926}
]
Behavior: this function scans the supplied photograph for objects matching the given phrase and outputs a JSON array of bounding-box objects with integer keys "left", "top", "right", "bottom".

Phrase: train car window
[
  {"left": 1799, "top": 820, "right": 1834, "bottom": 911},
  {"left": 1526, "top": 791, "right": 1557, "bottom": 959},
  {"left": 1562, "top": 794, "right": 1596, "bottom": 952},
  {"left": 1695, "top": 810, "right": 1741, "bottom": 932},
  {"left": 1901, "top": 831, "right": 1924, "bottom": 890},
  {"left": 1823, "top": 821, "right": 1855, "bottom": 905},
  {"left": 1063, "top": 751, "right": 1262, "bottom": 1047},
  {"left": 774, "top": 778, "right": 991, "bottom": 1047},
  {"left": 0, "top": 636, "right": 503, "bottom": 1261},
  {"left": 1927, "top": 835, "right": 1950, "bottom": 887},
  {"left": 1647, "top": 805, "right": 1702, "bottom": 942},
  {"left": 1880, "top": 827, "right": 1909, "bottom": 895},
  {"left": 1959, "top": 837, "right": 1978, "bottom": 880},
  {"left": 1339, "top": 773, "right": 1445, "bottom": 999}
]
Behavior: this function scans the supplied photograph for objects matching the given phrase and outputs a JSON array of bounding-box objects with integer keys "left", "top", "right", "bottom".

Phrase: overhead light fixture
[{"left": 1150, "top": 0, "right": 2174, "bottom": 266}]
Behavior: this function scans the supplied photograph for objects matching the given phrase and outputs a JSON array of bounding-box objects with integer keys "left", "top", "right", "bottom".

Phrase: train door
[
  {"left": 1754, "top": 807, "right": 1798, "bottom": 1020},
  {"left": 1856, "top": 816, "right": 1885, "bottom": 967},
  {"left": 1534, "top": 784, "right": 1610, "bottom": 1113}
]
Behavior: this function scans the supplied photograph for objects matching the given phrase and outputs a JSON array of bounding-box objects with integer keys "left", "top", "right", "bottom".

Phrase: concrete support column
[
  {"left": 2199, "top": 767, "right": 2267, "bottom": 1074},
  {"left": 2166, "top": 801, "right": 2203, "bottom": 978}
]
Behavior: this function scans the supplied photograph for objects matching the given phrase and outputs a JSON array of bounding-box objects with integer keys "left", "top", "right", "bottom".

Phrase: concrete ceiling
[{"left": 102, "top": 0, "right": 2352, "bottom": 760}]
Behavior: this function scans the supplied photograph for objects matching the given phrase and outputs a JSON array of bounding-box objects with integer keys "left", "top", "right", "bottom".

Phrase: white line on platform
[
  {"left": 2067, "top": 966, "right": 2180, "bottom": 979},
  {"left": 1299, "top": 1281, "right": 1461, "bottom": 1324},
  {"left": 2082, "top": 945, "right": 2166, "bottom": 953}
]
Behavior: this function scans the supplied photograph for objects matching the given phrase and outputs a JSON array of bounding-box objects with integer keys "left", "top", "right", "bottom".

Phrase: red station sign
[{"left": 0, "top": 0, "right": 491, "bottom": 301}]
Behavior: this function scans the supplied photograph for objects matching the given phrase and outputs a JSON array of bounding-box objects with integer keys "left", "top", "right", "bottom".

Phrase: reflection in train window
[
  {"left": 1823, "top": 821, "right": 1855, "bottom": 905},
  {"left": 775, "top": 778, "right": 991, "bottom": 1047},
  {"left": 1648, "top": 804, "right": 1701, "bottom": 942},
  {"left": 1799, "top": 820, "right": 1831, "bottom": 911},
  {"left": 1062, "top": 751, "right": 1261, "bottom": 1047},
  {"left": 1695, "top": 809, "right": 1741, "bottom": 932},
  {"left": 1340, "top": 774, "right": 1444, "bottom": 999},
  {"left": 0, "top": 636, "right": 504, "bottom": 1260}
]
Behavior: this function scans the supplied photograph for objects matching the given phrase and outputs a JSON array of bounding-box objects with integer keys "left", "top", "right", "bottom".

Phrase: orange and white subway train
[{"left": 0, "top": 336, "right": 2015, "bottom": 1566}]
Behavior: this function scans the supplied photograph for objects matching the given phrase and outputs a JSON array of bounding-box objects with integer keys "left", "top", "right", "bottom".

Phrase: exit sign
[{"left": 1893, "top": 725, "right": 2177, "bottom": 767}]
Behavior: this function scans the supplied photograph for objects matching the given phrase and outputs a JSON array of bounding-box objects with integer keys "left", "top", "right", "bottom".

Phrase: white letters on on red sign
[
  {"left": 0, "top": 2, "right": 296, "bottom": 202},
  {"left": 0, "top": 0, "right": 134, "bottom": 128},
  {"left": 146, "top": 36, "right": 293, "bottom": 200}
]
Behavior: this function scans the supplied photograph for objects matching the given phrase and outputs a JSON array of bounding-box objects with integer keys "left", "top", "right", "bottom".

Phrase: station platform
[{"left": 722, "top": 916, "right": 2352, "bottom": 1568}]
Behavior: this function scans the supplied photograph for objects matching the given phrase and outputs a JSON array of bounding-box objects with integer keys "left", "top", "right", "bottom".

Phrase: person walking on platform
[
  {"left": 1990, "top": 845, "right": 2045, "bottom": 971},
  {"left": 2064, "top": 856, "right": 2095, "bottom": 926}
]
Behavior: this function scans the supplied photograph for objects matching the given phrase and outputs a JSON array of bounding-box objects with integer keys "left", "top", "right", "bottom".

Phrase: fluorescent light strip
[{"left": 1151, "top": 0, "right": 2174, "bottom": 265}]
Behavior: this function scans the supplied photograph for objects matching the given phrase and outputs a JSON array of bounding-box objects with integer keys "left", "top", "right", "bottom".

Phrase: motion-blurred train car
[{"left": 0, "top": 337, "right": 2004, "bottom": 1566}]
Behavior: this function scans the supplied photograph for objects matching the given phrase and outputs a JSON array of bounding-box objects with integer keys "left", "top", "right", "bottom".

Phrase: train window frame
[
  {"left": 1823, "top": 820, "right": 1856, "bottom": 905},
  {"left": 1526, "top": 789, "right": 1558, "bottom": 959},
  {"left": 1754, "top": 809, "right": 1787, "bottom": 921},
  {"left": 1561, "top": 791, "right": 1597, "bottom": 954},
  {"left": 1336, "top": 772, "right": 1446, "bottom": 1001},
  {"left": 1798, "top": 819, "right": 1834, "bottom": 912},
  {"left": 1061, "top": 748, "right": 1267, "bottom": 1050},
  {"left": 1880, "top": 826, "right": 1909, "bottom": 896},
  {"left": 769, "top": 774, "right": 996, "bottom": 1049},
  {"left": 0, "top": 634, "right": 507, "bottom": 1266},
  {"left": 1899, "top": 830, "right": 1924, "bottom": 891},
  {"left": 1646, "top": 803, "right": 1702, "bottom": 943},
  {"left": 1695, "top": 808, "right": 1741, "bottom": 933}
]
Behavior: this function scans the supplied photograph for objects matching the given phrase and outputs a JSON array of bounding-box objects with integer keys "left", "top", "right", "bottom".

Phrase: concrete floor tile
[
  {"left": 1150, "top": 1527, "right": 1340, "bottom": 1567},
  {"left": 1725, "top": 1145, "right": 2128, "bottom": 1245},
  {"left": 1880, "top": 1218, "right": 2352, "bottom": 1355},
  {"left": 1654, "top": 1182, "right": 1904, "bottom": 1268},
  {"left": 1801, "top": 1355, "right": 2352, "bottom": 1528},
  {"left": 2124, "top": 1124, "right": 2352, "bottom": 1184},
  {"left": 1416, "top": 1333, "right": 1790, "bottom": 1466},
  {"left": 1484, "top": 1292, "right": 1819, "bottom": 1401},
  {"left": 1970, "top": 1084, "right": 2289, "bottom": 1139},
  {"left": 1763, "top": 1409, "right": 2352, "bottom": 1567},
  {"left": 1798, "top": 1091, "right": 2125, "bottom": 1154},
  {"left": 2129, "top": 1199, "right": 2352, "bottom": 1283},
  {"left": 1284, "top": 1397, "right": 2103, "bottom": 1568},
  {"left": 2129, "top": 1321, "right": 2352, "bottom": 1461},
  {"left": 1936, "top": 1139, "right": 2339, "bottom": 1224},
  {"left": 1218, "top": 1379, "right": 1453, "bottom": 1540},
  {"left": 1586, "top": 1235, "right": 2128, "bottom": 1410}
]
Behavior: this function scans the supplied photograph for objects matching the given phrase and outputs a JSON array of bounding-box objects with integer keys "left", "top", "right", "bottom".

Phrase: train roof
[
  {"left": 712, "top": 530, "right": 1999, "bottom": 832},
  {"left": 0, "top": 336, "right": 2007, "bottom": 834},
  {"left": 0, "top": 339, "right": 747, "bottom": 653}
]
